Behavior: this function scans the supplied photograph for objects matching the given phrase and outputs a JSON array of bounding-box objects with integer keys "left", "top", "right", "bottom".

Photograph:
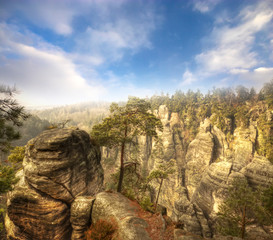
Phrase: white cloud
[
  {"left": 75, "top": 4, "right": 159, "bottom": 62},
  {"left": 1, "top": 0, "right": 76, "bottom": 35},
  {"left": 234, "top": 67, "right": 273, "bottom": 90},
  {"left": 195, "top": 1, "right": 273, "bottom": 75},
  {"left": 0, "top": 23, "right": 105, "bottom": 107},
  {"left": 181, "top": 70, "right": 197, "bottom": 86},
  {"left": 230, "top": 68, "right": 249, "bottom": 74},
  {"left": 2, "top": 0, "right": 161, "bottom": 65},
  {"left": 193, "top": 0, "right": 222, "bottom": 13},
  {"left": 254, "top": 67, "right": 273, "bottom": 73}
]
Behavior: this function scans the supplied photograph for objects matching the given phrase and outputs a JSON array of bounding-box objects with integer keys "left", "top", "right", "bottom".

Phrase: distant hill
[{"left": 30, "top": 101, "right": 111, "bottom": 132}]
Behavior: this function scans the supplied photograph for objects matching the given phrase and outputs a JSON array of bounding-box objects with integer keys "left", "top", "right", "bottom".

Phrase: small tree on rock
[
  {"left": 147, "top": 159, "right": 176, "bottom": 211},
  {"left": 217, "top": 177, "right": 272, "bottom": 239},
  {"left": 91, "top": 97, "right": 163, "bottom": 193}
]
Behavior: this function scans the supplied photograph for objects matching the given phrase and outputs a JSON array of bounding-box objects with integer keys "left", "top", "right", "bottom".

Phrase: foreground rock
[
  {"left": 5, "top": 128, "right": 104, "bottom": 240},
  {"left": 92, "top": 192, "right": 151, "bottom": 240}
]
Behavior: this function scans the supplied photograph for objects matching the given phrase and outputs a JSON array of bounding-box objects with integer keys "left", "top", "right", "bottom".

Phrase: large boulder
[
  {"left": 23, "top": 128, "right": 103, "bottom": 203},
  {"left": 5, "top": 172, "right": 71, "bottom": 239},
  {"left": 92, "top": 192, "right": 151, "bottom": 240},
  {"left": 241, "top": 155, "right": 273, "bottom": 189},
  {"left": 70, "top": 196, "right": 95, "bottom": 240},
  {"left": 5, "top": 128, "right": 104, "bottom": 240}
]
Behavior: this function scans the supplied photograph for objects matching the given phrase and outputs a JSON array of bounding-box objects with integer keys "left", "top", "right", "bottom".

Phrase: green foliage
[
  {"left": 262, "top": 184, "right": 273, "bottom": 214},
  {"left": 139, "top": 196, "right": 154, "bottom": 212},
  {"left": 149, "top": 93, "right": 170, "bottom": 112},
  {"left": 0, "top": 164, "right": 18, "bottom": 194},
  {"left": 8, "top": 146, "right": 25, "bottom": 169},
  {"left": 86, "top": 218, "right": 118, "bottom": 240},
  {"left": 91, "top": 97, "right": 163, "bottom": 192},
  {"left": 217, "top": 177, "right": 271, "bottom": 239},
  {"left": 235, "top": 105, "right": 250, "bottom": 128},
  {"left": 106, "top": 163, "right": 143, "bottom": 200},
  {"left": 91, "top": 97, "right": 163, "bottom": 147},
  {"left": 0, "top": 207, "right": 4, "bottom": 232},
  {"left": 147, "top": 159, "right": 176, "bottom": 182},
  {"left": 105, "top": 163, "right": 155, "bottom": 212},
  {"left": 262, "top": 80, "right": 273, "bottom": 108},
  {"left": 147, "top": 159, "right": 176, "bottom": 211},
  {"left": 0, "top": 85, "right": 29, "bottom": 152},
  {"left": 257, "top": 113, "right": 273, "bottom": 163}
]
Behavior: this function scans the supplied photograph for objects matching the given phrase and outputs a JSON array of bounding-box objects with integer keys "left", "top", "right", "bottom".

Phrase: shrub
[
  {"left": 86, "top": 218, "right": 118, "bottom": 240},
  {"left": 139, "top": 196, "right": 154, "bottom": 212}
]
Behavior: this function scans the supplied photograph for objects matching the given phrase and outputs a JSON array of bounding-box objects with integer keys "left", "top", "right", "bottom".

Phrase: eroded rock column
[{"left": 5, "top": 128, "right": 103, "bottom": 240}]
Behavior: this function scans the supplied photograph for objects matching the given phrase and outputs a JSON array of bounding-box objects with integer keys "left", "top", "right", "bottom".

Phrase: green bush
[
  {"left": 139, "top": 196, "right": 154, "bottom": 212},
  {"left": 0, "top": 164, "right": 18, "bottom": 194}
]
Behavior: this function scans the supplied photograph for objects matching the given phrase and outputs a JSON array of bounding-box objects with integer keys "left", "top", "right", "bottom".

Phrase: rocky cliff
[
  {"left": 101, "top": 105, "right": 273, "bottom": 239},
  {"left": 5, "top": 128, "right": 104, "bottom": 240}
]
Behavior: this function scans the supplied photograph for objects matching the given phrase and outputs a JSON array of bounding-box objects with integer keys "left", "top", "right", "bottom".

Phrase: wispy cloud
[
  {"left": 181, "top": 70, "right": 197, "bottom": 86},
  {"left": 75, "top": 1, "right": 160, "bottom": 62},
  {"left": 192, "top": 0, "right": 222, "bottom": 13},
  {"left": 0, "top": 0, "right": 77, "bottom": 35},
  {"left": 233, "top": 67, "right": 273, "bottom": 90},
  {"left": 0, "top": 1, "right": 162, "bottom": 106},
  {"left": 189, "top": 1, "right": 273, "bottom": 89},
  {"left": 196, "top": 2, "right": 273, "bottom": 74},
  {"left": 0, "top": 23, "right": 105, "bottom": 106}
]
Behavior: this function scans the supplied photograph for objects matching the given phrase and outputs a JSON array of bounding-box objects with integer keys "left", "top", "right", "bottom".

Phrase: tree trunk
[
  {"left": 117, "top": 126, "right": 128, "bottom": 193},
  {"left": 117, "top": 142, "right": 125, "bottom": 192},
  {"left": 241, "top": 205, "right": 246, "bottom": 239},
  {"left": 154, "top": 178, "right": 164, "bottom": 212}
]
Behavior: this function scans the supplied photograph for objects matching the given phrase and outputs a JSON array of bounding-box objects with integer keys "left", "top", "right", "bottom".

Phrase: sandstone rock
[
  {"left": 92, "top": 191, "right": 151, "bottom": 240},
  {"left": 157, "top": 105, "right": 169, "bottom": 123},
  {"left": 212, "top": 235, "right": 242, "bottom": 240},
  {"left": 70, "top": 196, "right": 95, "bottom": 240},
  {"left": 241, "top": 155, "right": 273, "bottom": 189},
  {"left": 245, "top": 225, "right": 273, "bottom": 240},
  {"left": 174, "top": 228, "right": 203, "bottom": 240},
  {"left": 192, "top": 161, "right": 233, "bottom": 217},
  {"left": 211, "top": 125, "right": 229, "bottom": 161},
  {"left": 170, "top": 112, "right": 182, "bottom": 128},
  {"left": 185, "top": 129, "right": 214, "bottom": 198},
  {"left": 233, "top": 126, "right": 256, "bottom": 171},
  {"left": 24, "top": 128, "right": 103, "bottom": 204},
  {"left": 173, "top": 187, "right": 211, "bottom": 238},
  {"left": 5, "top": 128, "right": 104, "bottom": 240},
  {"left": 6, "top": 178, "right": 71, "bottom": 239}
]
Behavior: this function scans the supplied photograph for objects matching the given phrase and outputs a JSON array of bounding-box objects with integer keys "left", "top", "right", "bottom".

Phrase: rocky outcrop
[
  {"left": 5, "top": 128, "right": 104, "bottom": 240},
  {"left": 232, "top": 125, "right": 256, "bottom": 171},
  {"left": 70, "top": 196, "right": 95, "bottom": 240},
  {"left": 92, "top": 192, "right": 151, "bottom": 240},
  {"left": 185, "top": 119, "right": 214, "bottom": 198},
  {"left": 241, "top": 155, "right": 273, "bottom": 189},
  {"left": 97, "top": 105, "right": 273, "bottom": 239}
]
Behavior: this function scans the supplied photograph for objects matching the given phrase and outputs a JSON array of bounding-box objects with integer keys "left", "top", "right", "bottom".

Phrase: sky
[{"left": 0, "top": 0, "right": 273, "bottom": 107}]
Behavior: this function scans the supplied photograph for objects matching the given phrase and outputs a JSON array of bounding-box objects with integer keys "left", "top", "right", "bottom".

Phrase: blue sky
[{"left": 0, "top": 0, "right": 273, "bottom": 107}]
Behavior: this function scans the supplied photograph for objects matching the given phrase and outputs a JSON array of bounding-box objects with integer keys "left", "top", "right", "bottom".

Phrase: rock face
[
  {"left": 92, "top": 192, "right": 151, "bottom": 240},
  {"left": 5, "top": 128, "right": 104, "bottom": 240},
  {"left": 185, "top": 119, "right": 214, "bottom": 198},
  {"left": 70, "top": 196, "right": 95, "bottom": 240},
  {"left": 101, "top": 105, "right": 273, "bottom": 239}
]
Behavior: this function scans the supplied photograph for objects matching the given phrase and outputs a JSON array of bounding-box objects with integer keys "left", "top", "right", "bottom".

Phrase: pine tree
[
  {"left": 217, "top": 178, "right": 271, "bottom": 239},
  {"left": 0, "top": 85, "right": 29, "bottom": 152},
  {"left": 91, "top": 97, "right": 163, "bottom": 192}
]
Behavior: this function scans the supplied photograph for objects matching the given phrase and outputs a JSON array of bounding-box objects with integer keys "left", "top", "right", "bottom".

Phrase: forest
[{"left": 1, "top": 81, "right": 273, "bottom": 239}]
